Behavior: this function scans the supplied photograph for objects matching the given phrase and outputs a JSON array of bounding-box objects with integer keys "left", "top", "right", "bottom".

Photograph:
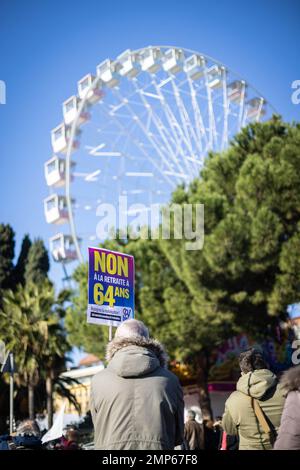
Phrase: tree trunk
[
  {"left": 46, "top": 370, "right": 54, "bottom": 429},
  {"left": 195, "top": 350, "right": 213, "bottom": 421},
  {"left": 28, "top": 383, "right": 34, "bottom": 420}
]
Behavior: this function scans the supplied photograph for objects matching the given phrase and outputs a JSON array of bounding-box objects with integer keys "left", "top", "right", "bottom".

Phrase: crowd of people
[
  {"left": 1, "top": 319, "right": 300, "bottom": 451},
  {"left": 0, "top": 421, "right": 80, "bottom": 450},
  {"left": 90, "top": 319, "right": 300, "bottom": 451}
]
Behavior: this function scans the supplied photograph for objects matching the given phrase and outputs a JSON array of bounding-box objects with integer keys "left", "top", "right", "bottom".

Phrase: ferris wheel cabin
[
  {"left": 44, "top": 155, "right": 75, "bottom": 188},
  {"left": 62, "top": 96, "right": 90, "bottom": 126},
  {"left": 245, "top": 97, "right": 266, "bottom": 120},
  {"left": 77, "top": 74, "right": 103, "bottom": 104},
  {"left": 49, "top": 233, "right": 79, "bottom": 263},
  {"left": 227, "top": 80, "right": 246, "bottom": 103},
  {"left": 206, "top": 65, "right": 223, "bottom": 89},
  {"left": 140, "top": 47, "right": 161, "bottom": 73},
  {"left": 183, "top": 54, "right": 205, "bottom": 80},
  {"left": 44, "top": 194, "right": 69, "bottom": 225},
  {"left": 117, "top": 50, "right": 141, "bottom": 78},
  {"left": 162, "top": 48, "right": 184, "bottom": 74},
  {"left": 51, "top": 123, "right": 79, "bottom": 154},
  {"left": 96, "top": 59, "right": 120, "bottom": 88}
]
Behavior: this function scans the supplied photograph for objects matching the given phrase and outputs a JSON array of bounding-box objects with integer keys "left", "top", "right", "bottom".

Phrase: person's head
[
  {"left": 16, "top": 419, "right": 41, "bottom": 438},
  {"left": 239, "top": 348, "right": 268, "bottom": 375},
  {"left": 187, "top": 409, "right": 196, "bottom": 421},
  {"left": 66, "top": 429, "right": 79, "bottom": 443},
  {"left": 115, "top": 319, "right": 149, "bottom": 340}
]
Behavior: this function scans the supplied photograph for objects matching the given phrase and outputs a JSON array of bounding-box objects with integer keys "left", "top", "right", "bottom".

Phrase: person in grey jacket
[
  {"left": 274, "top": 365, "right": 300, "bottom": 450},
  {"left": 90, "top": 319, "right": 184, "bottom": 450}
]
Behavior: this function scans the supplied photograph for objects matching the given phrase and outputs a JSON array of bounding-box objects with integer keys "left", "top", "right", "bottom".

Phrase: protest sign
[{"left": 87, "top": 247, "right": 134, "bottom": 327}]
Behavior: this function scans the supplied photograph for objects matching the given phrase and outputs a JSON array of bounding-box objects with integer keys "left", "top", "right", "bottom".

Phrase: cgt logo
[
  {"left": 291, "top": 80, "right": 300, "bottom": 105},
  {"left": 0, "top": 80, "right": 6, "bottom": 104},
  {"left": 122, "top": 307, "right": 132, "bottom": 320}
]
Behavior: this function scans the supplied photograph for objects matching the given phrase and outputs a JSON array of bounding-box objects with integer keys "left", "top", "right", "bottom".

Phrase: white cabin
[
  {"left": 162, "top": 48, "right": 184, "bottom": 74},
  {"left": 118, "top": 50, "right": 140, "bottom": 78},
  {"left": 62, "top": 95, "right": 90, "bottom": 126},
  {"left": 77, "top": 74, "right": 103, "bottom": 103},
  {"left": 44, "top": 155, "right": 75, "bottom": 188},
  {"left": 51, "top": 123, "right": 79, "bottom": 154},
  {"left": 96, "top": 59, "right": 120, "bottom": 88},
  {"left": 140, "top": 47, "right": 161, "bottom": 73},
  {"left": 245, "top": 97, "right": 266, "bottom": 120},
  {"left": 44, "top": 194, "right": 69, "bottom": 225},
  {"left": 227, "top": 80, "right": 246, "bottom": 103},
  {"left": 183, "top": 54, "right": 205, "bottom": 80},
  {"left": 50, "top": 233, "right": 79, "bottom": 263},
  {"left": 206, "top": 65, "right": 223, "bottom": 89}
]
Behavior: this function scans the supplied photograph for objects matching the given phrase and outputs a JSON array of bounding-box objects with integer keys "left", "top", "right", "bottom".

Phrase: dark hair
[{"left": 239, "top": 348, "right": 268, "bottom": 374}]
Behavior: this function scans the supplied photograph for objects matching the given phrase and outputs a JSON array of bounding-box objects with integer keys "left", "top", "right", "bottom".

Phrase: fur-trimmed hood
[
  {"left": 106, "top": 336, "right": 168, "bottom": 378},
  {"left": 280, "top": 365, "right": 300, "bottom": 393}
]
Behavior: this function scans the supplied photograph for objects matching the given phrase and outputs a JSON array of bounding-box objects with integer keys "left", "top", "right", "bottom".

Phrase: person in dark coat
[
  {"left": 274, "top": 365, "right": 300, "bottom": 450},
  {"left": 203, "top": 419, "right": 219, "bottom": 450},
  {"left": 184, "top": 410, "right": 204, "bottom": 450}
]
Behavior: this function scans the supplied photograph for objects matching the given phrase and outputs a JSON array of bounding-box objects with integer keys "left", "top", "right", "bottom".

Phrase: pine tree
[
  {"left": 14, "top": 234, "right": 32, "bottom": 286},
  {"left": 0, "top": 223, "right": 15, "bottom": 291},
  {"left": 24, "top": 239, "right": 50, "bottom": 285}
]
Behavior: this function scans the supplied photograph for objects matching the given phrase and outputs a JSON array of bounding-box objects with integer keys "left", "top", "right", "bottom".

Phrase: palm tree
[
  {"left": 40, "top": 301, "right": 72, "bottom": 428},
  {"left": 0, "top": 283, "right": 48, "bottom": 417},
  {"left": 0, "top": 282, "right": 73, "bottom": 425}
]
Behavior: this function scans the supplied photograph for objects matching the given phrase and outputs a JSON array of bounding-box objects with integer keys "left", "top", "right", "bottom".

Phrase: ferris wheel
[{"left": 43, "top": 46, "right": 274, "bottom": 273}]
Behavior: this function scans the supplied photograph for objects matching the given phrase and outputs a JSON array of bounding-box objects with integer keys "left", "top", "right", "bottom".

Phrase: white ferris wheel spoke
[
  {"left": 238, "top": 81, "right": 246, "bottom": 132},
  {"left": 169, "top": 76, "right": 204, "bottom": 176},
  {"left": 204, "top": 68, "right": 218, "bottom": 151},
  {"left": 187, "top": 78, "right": 208, "bottom": 155},
  {"left": 221, "top": 68, "right": 229, "bottom": 150}
]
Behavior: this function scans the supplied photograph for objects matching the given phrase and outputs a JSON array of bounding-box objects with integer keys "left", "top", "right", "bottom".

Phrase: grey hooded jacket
[{"left": 90, "top": 336, "right": 184, "bottom": 450}]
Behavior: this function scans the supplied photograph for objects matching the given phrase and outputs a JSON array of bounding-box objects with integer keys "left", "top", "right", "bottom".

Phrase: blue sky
[{"left": 0, "top": 0, "right": 299, "bottom": 288}]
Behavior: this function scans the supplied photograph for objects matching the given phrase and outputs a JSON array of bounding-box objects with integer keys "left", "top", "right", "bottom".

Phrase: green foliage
[
  {"left": 0, "top": 282, "right": 70, "bottom": 387},
  {"left": 14, "top": 234, "right": 32, "bottom": 286},
  {"left": 0, "top": 223, "right": 15, "bottom": 291},
  {"left": 161, "top": 117, "right": 300, "bottom": 338},
  {"left": 24, "top": 238, "right": 50, "bottom": 285}
]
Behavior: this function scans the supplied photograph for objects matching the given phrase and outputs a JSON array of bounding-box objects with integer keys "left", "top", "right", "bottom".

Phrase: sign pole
[{"left": 9, "top": 353, "right": 14, "bottom": 435}]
